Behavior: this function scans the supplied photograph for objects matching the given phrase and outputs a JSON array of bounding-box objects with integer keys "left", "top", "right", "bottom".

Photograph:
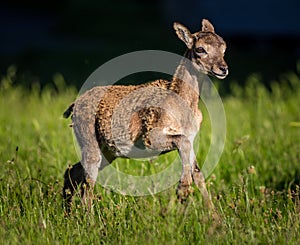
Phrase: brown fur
[{"left": 63, "top": 19, "right": 228, "bottom": 219}]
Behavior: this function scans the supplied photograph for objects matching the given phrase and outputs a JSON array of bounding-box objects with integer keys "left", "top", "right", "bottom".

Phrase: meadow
[{"left": 0, "top": 66, "right": 299, "bottom": 244}]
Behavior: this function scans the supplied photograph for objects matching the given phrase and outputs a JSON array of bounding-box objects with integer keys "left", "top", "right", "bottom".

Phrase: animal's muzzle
[
  {"left": 219, "top": 65, "right": 228, "bottom": 76},
  {"left": 211, "top": 64, "right": 229, "bottom": 79}
]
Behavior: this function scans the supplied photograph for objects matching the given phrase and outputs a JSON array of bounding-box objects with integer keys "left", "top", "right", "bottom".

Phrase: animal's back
[{"left": 95, "top": 79, "right": 172, "bottom": 155}]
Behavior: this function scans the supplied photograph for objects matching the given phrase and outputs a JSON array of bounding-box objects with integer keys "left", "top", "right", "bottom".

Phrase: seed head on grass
[{"left": 247, "top": 165, "right": 256, "bottom": 175}]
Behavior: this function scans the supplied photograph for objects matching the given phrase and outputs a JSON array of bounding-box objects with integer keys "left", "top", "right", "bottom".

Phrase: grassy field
[{"left": 0, "top": 67, "right": 299, "bottom": 244}]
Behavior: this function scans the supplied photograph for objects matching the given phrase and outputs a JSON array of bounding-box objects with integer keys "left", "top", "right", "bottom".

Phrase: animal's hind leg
[
  {"left": 64, "top": 88, "right": 104, "bottom": 211},
  {"left": 63, "top": 146, "right": 102, "bottom": 212},
  {"left": 63, "top": 162, "right": 86, "bottom": 212},
  {"left": 80, "top": 145, "right": 102, "bottom": 210}
]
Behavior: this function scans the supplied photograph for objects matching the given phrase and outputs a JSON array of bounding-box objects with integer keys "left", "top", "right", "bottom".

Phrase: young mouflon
[{"left": 63, "top": 19, "right": 228, "bottom": 217}]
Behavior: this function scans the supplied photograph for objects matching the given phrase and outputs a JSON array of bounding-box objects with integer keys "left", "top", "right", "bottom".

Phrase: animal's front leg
[
  {"left": 192, "top": 162, "right": 214, "bottom": 208},
  {"left": 145, "top": 130, "right": 193, "bottom": 202},
  {"left": 174, "top": 136, "right": 193, "bottom": 203},
  {"left": 192, "top": 161, "right": 220, "bottom": 222}
]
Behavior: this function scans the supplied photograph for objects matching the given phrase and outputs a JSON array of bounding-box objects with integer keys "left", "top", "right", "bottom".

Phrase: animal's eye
[{"left": 195, "top": 47, "right": 207, "bottom": 54}]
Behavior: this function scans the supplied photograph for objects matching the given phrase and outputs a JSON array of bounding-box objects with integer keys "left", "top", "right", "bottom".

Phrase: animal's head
[{"left": 174, "top": 19, "right": 228, "bottom": 79}]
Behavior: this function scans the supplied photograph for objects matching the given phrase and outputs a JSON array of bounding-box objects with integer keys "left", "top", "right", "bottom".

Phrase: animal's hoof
[{"left": 176, "top": 182, "right": 193, "bottom": 203}]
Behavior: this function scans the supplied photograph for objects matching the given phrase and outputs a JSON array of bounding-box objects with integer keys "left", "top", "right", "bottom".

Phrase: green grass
[{"left": 0, "top": 67, "right": 299, "bottom": 244}]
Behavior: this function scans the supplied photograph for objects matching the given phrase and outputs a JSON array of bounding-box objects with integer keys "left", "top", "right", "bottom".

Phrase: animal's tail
[{"left": 63, "top": 103, "right": 75, "bottom": 118}]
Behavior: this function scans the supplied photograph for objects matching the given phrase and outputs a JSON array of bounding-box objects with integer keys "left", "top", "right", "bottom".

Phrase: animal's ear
[
  {"left": 173, "top": 22, "right": 193, "bottom": 49},
  {"left": 201, "top": 19, "right": 215, "bottom": 33}
]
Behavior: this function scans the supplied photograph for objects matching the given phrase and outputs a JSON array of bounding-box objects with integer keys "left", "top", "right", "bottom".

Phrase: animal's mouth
[{"left": 211, "top": 70, "right": 228, "bottom": 79}]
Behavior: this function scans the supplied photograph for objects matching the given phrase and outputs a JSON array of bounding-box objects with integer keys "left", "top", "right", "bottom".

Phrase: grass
[{"left": 0, "top": 66, "right": 299, "bottom": 244}]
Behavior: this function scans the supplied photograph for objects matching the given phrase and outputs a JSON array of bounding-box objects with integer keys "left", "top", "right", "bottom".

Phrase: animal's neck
[{"left": 169, "top": 50, "right": 200, "bottom": 112}]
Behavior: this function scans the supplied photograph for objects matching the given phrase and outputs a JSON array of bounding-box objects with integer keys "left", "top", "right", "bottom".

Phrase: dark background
[{"left": 1, "top": 0, "right": 300, "bottom": 91}]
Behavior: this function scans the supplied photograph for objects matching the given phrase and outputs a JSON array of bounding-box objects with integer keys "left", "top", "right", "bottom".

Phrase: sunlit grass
[{"left": 0, "top": 68, "right": 299, "bottom": 244}]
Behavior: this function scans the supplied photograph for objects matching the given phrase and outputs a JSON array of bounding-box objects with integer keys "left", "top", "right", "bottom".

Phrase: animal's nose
[{"left": 219, "top": 66, "right": 228, "bottom": 75}]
